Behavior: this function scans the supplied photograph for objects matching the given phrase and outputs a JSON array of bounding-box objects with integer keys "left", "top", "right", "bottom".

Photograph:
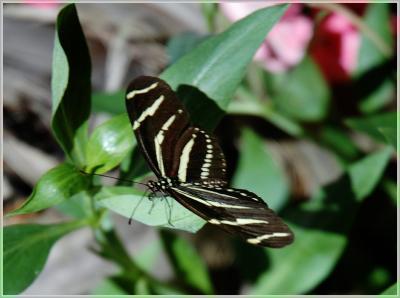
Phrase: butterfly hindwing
[
  {"left": 171, "top": 127, "right": 227, "bottom": 185},
  {"left": 169, "top": 184, "right": 294, "bottom": 248}
]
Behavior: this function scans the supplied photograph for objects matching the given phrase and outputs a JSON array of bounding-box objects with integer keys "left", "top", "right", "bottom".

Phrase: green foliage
[
  {"left": 7, "top": 163, "right": 90, "bottom": 216},
  {"left": 85, "top": 114, "right": 135, "bottom": 174},
  {"left": 92, "top": 90, "right": 125, "bottom": 115},
  {"left": 161, "top": 4, "right": 288, "bottom": 128},
  {"left": 380, "top": 281, "right": 398, "bottom": 295},
  {"left": 4, "top": 3, "right": 396, "bottom": 296},
  {"left": 319, "top": 126, "right": 360, "bottom": 161},
  {"left": 356, "top": 3, "right": 395, "bottom": 114},
  {"left": 3, "top": 221, "right": 87, "bottom": 294},
  {"left": 267, "top": 56, "right": 330, "bottom": 122},
  {"left": 345, "top": 111, "right": 397, "bottom": 146},
  {"left": 166, "top": 32, "right": 208, "bottom": 65},
  {"left": 356, "top": 3, "right": 393, "bottom": 75},
  {"left": 160, "top": 230, "right": 213, "bottom": 294},
  {"left": 251, "top": 147, "right": 392, "bottom": 294},
  {"left": 228, "top": 86, "right": 305, "bottom": 136},
  {"left": 233, "top": 129, "right": 289, "bottom": 211},
  {"left": 95, "top": 186, "right": 205, "bottom": 233},
  {"left": 51, "top": 4, "right": 91, "bottom": 166}
]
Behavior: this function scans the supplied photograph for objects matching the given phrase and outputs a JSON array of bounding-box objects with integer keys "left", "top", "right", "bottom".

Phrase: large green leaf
[
  {"left": 232, "top": 129, "right": 289, "bottom": 211},
  {"left": 85, "top": 114, "right": 135, "bottom": 174},
  {"left": 166, "top": 32, "right": 208, "bottom": 65},
  {"left": 95, "top": 186, "right": 205, "bottom": 233},
  {"left": 345, "top": 112, "right": 397, "bottom": 145},
  {"left": 92, "top": 90, "right": 125, "bottom": 115},
  {"left": 55, "top": 190, "right": 93, "bottom": 219},
  {"left": 4, "top": 220, "right": 88, "bottom": 294},
  {"left": 160, "top": 230, "right": 213, "bottom": 294},
  {"left": 251, "top": 147, "right": 392, "bottom": 294},
  {"left": 228, "top": 87, "right": 304, "bottom": 137},
  {"left": 7, "top": 163, "right": 90, "bottom": 216},
  {"left": 268, "top": 56, "right": 330, "bottom": 122},
  {"left": 51, "top": 4, "right": 91, "bottom": 166},
  {"left": 161, "top": 4, "right": 288, "bottom": 127}
]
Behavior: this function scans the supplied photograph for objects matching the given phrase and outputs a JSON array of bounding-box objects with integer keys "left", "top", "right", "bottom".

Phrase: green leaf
[
  {"left": 359, "top": 79, "right": 395, "bottom": 114},
  {"left": 92, "top": 90, "right": 125, "bottom": 115},
  {"left": 381, "top": 178, "right": 397, "bottom": 205},
  {"left": 7, "top": 163, "right": 90, "bottom": 216},
  {"left": 135, "top": 239, "right": 162, "bottom": 271},
  {"left": 356, "top": 3, "right": 393, "bottom": 75},
  {"left": 228, "top": 86, "right": 304, "bottom": 137},
  {"left": 55, "top": 190, "right": 92, "bottom": 219},
  {"left": 380, "top": 281, "right": 398, "bottom": 295},
  {"left": 319, "top": 126, "right": 360, "bottom": 161},
  {"left": 232, "top": 129, "right": 289, "bottom": 211},
  {"left": 4, "top": 220, "right": 87, "bottom": 294},
  {"left": 349, "top": 146, "right": 393, "bottom": 201},
  {"left": 91, "top": 278, "right": 128, "bottom": 295},
  {"left": 51, "top": 4, "right": 91, "bottom": 166},
  {"left": 160, "top": 230, "right": 213, "bottom": 294},
  {"left": 95, "top": 186, "right": 205, "bottom": 233},
  {"left": 355, "top": 3, "right": 394, "bottom": 114},
  {"left": 85, "top": 114, "right": 135, "bottom": 174},
  {"left": 379, "top": 127, "right": 397, "bottom": 151},
  {"left": 119, "top": 147, "right": 151, "bottom": 184},
  {"left": 269, "top": 56, "right": 330, "bottom": 122},
  {"left": 345, "top": 111, "right": 397, "bottom": 144},
  {"left": 166, "top": 32, "right": 208, "bottom": 65},
  {"left": 161, "top": 4, "right": 288, "bottom": 111},
  {"left": 251, "top": 147, "right": 392, "bottom": 294}
]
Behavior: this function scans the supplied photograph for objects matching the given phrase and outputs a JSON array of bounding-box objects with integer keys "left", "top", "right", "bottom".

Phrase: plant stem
[{"left": 93, "top": 223, "right": 183, "bottom": 294}]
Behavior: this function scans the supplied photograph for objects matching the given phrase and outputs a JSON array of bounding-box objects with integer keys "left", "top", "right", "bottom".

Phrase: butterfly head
[{"left": 147, "top": 177, "right": 177, "bottom": 194}]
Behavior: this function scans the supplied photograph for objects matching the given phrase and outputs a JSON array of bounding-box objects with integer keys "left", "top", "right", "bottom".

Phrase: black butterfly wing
[
  {"left": 125, "top": 76, "right": 191, "bottom": 178},
  {"left": 126, "top": 76, "right": 227, "bottom": 184},
  {"left": 168, "top": 184, "right": 294, "bottom": 248},
  {"left": 126, "top": 76, "right": 294, "bottom": 248},
  {"left": 170, "top": 126, "right": 227, "bottom": 186}
]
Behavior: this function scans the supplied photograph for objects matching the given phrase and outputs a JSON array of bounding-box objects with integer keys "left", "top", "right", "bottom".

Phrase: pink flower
[
  {"left": 23, "top": 0, "right": 59, "bottom": 8},
  {"left": 220, "top": 3, "right": 313, "bottom": 72},
  {"left": 310, "top": 12, "right": 361, "bottom": 84}
]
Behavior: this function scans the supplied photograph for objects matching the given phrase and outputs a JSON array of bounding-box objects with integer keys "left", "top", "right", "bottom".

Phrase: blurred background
[{"left": 3, "top": 2, "right": 397, "bottom": 295}]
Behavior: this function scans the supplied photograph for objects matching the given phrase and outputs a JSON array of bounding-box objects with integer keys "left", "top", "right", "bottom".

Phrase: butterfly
[{"left": 125, "top": 76, "right": 294, "bottom": 248}]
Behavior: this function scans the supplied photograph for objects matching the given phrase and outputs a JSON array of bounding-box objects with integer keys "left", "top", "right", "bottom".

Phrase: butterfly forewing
[
  {"left": 125, "top": 76, "right": 294, "bottom": 248},
  {"left": 126, "top": 76, "right": 227, "bottom": 184},
  {"left": 126, "top": 76, "right": 191, "bottom": 178}
]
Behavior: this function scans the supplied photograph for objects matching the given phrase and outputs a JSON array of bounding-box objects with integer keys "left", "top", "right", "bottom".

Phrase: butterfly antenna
[
  {"left": 79, "top": 170, "right": 148, "bottom": 187},
  {"left": 128, "top": 189, "right": 149, "bottom": 225}
]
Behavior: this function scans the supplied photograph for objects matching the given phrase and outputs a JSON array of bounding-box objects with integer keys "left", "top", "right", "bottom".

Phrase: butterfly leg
[
  {"left": 147, "top": 191, "right": 158, "bottom": 214},
  {"left": 162, "top": 195, "right": 175, "bottom": 227},
  {"left": 128, "top": 189, "right": 149, "bottom": 225}
]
